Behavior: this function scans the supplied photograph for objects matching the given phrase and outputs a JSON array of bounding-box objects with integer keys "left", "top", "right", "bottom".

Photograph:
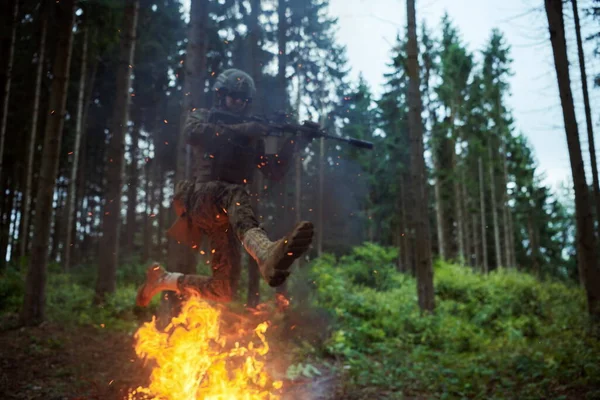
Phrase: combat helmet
[{"left": 212, "top": 69, "right": 256, "bottom": 108}]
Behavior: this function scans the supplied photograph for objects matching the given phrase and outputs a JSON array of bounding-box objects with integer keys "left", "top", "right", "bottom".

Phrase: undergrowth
[{"left": 308, "top": 243, "right": 600, "bottom": 399}]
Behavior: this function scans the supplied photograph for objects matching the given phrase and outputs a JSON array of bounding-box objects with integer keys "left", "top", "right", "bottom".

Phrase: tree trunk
[
  {"left": 433, "top": 153, "right": 446, "bottom": 259},
  {"left": 398, "top": 174, "right": 409, "bottom": 273},
  {"left": 63, "top": 25, "right": 89, "bottom": 272},
  {"left": 50, "top": 187, "right": 66, "bottom": 263},
  {"left": 508, "top": 197, "right": 517, "bottom": 268},
  {"left": 488, "top": 141, "right": 502, "bottom": 268},
  {"left": 317, "top": 136, "right": 325, "bottom": 256},
  {"left": 0, "top": 0, "right": 18, "bottom": 186},
  {"left": 246, "top": 0, "right": 263, "bottom": 308},
  {"left": 572, "top": 0, "right": 600, "bottom": 236},
  {"left": 143, "top": 160, "right": 153, "bottom": 262},
  {"left": 155, "top": 165, "right": 165, "bottom": 261},
  {"left": 452, "top": 143, "right": 465, "bottom": 263},
  {"left": 501, "top": 139, "right": 512, "bottom": 268},
  {"left": 164, "top": 0, "right": 208, "bottom": 322},
  {"left": 461, "top": 170, "right": 471, "bottom": 265},
  {"left": 277, "top": 0, "right": 288, "bottom": 111},
  {"left": 21, "top": 0, "right": 76, "bottom": 325},
  {"left": 478, "top": 156, "right": 488, "bottom": 273},
  {"left": 545, "top": 0, "right": 600, "bottom": 323},
  {"left": 249, "top": 0, "right": 263, "bottom": 114},
  {"left": 20, "top": 3, "right": 48, "bottom": 260},
  {"left": 406, "top": 0, "right": 434, "bottom": 312},
  {"left": 8, "top": 183, "right": 20, "bottom": 263},
  {"left": 527, "top": 212, "right": 541, "bottom": 276},
  {"left": 472, "top": 213, "right": 480, "bottom": 268},
  {"left": 96, "top": 0, "right": 139, "bottom": 302},
  {"left": 125, "top": 117, "right": 141, "bottom": 255},
  {"left": 0, "top": 175, "right": 14, "bottom": 268}
]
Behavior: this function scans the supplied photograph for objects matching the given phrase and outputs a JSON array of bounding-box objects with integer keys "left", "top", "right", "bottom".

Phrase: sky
[
  {"left": 326, "top": 0, "right": 600, "bottom": 192},
  {"left": 182, "top": 0, "right": 600, "bottom": 192}
]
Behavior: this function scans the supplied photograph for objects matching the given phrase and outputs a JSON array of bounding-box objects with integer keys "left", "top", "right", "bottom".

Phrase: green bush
[
  {"left": 0, "top": 267, "right": 25, "bottom": 314},
  {"left": 309, "top": 244, "right": 600, "bottom": 399}
]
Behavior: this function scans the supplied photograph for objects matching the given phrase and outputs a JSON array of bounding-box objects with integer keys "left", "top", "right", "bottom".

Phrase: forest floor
[{"left": 0, "top": 313, "right": 340, "bottom": 400}]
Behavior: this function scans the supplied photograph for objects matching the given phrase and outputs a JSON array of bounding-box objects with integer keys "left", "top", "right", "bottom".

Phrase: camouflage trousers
[{"left": 169, "top": 180, "right": 261, "bottom": 302}]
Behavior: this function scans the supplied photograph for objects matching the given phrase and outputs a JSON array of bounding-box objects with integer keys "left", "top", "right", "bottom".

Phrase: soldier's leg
[
  {"left": 179, "top": 227, "right": 241, "bottom": 302},
  {"left": 218, "top": 182, "right": 315, "bottom": 287},
  {"left": 136, "top": 181, "right": 238, "bottom": 307}
]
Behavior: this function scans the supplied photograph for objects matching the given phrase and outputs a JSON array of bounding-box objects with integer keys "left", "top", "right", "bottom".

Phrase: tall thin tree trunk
[
  {"left": 478, "top": 156, "right": 488, "bottom": 273},
  {"left": 63, "top": 25, "right": 89, "bottom": 272},
  {"left": 50, "top": 187, "right": 66, "bottom": 263},
  {"left": 461, "top": 170, "right": 471, "bottom": 265},
  {"left": 488, "top": 141, "right": 502, "bottom": 268},
  {"left": 472, "top": 213, "right": 480, "bottom": 268},
  {"left": 545, "top": 0, "right": 600, "bottom": 323},
  {"left": 20, "top": 3, "right": 48, "bottom": 260},
  {"left": 508, "top": 199, "right": 516, "bottom": 268},
  {"left": 453, "top": 157, "right": 464, "bottom": 263},
  {"left": 125, "top": 117, "right": 140, "bottom": 255},
  {"left": 527, "top": 213, "right": 540, "bottom": 276},
  {"left": 21, "top": 0, "right": 77, "bottom": 325},
  {"left": 452, "top": 145, "right": 464, "bottom": 263},
  {"left": 0, "top": 0, "right": 18, "bottom": 187},
  {"left": 406, "top": 0, "right": 434, "bottom": 312},
  {"left": 96, "top": 0, "right": 139, "bottom": 302},
  {"left": 143, "top": 160, "right": 152, "bottom": 262},
  {"left": 277, "top": 0, "right": 288, "bottom": 111},
  {"left": 501, "top": 139, "right": 512, "bottom": 267},
  {"left": 317, "top": 136, "right": 324, "bottom": 256},
  {"left": 155, "top": 165, "right": 165, "bottom": 261},
  {"left": 433, "top": 154, "right": 446, "bottom": 259},
  {"left": 572, "top": 0, "right": 600, "bottom": 235},
  {"left": 246, "top": 0, "right": 263, "bottom": 308},
  {"left": 164, "top": 0, "right": 208, "bottom": 321},
  {"left": 398, "top": 174, "right": 409, "bottom": 272},
  {"left": 0, "top": 175, "right": 14, "bottom": 268}
]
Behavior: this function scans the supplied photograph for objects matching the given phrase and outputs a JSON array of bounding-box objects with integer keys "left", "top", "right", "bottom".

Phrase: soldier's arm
[{"left": 185, "top": 109, "right": 268, "bottom": 147}]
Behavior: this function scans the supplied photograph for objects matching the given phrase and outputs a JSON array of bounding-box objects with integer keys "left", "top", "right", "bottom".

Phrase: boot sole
[{"left": 268, "top": 221, "right": 314, "bottom": 287}]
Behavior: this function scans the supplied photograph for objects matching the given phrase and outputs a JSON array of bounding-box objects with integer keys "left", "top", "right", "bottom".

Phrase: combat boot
[
  {"left": 242, "top": 221, "right": 314, "bottom": 287},
  {"left": 136, "top": 263, "right": 183, "bottom": 307}
]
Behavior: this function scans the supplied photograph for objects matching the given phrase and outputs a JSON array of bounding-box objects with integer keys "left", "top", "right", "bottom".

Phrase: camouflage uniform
[
  {"left": 167, "top": 109, "right": 298, "bottom": 301},
  {"left": 137, "top": 69, "right": 313, "bottom": 307}
]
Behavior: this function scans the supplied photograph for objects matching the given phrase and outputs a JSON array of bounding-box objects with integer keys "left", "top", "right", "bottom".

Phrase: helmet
[{"left": 212, "top": 69, "right": 256, "bottom": 102}]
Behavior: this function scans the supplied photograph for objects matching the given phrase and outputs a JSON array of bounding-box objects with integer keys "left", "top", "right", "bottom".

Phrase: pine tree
[{"left": 21, "top": 0, "right": 77, "bottom": 325}]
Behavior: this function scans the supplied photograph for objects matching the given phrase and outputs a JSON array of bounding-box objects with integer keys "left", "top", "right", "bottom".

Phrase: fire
[{"left": 128, "top": 297, "right": 283, "bottom": 399}]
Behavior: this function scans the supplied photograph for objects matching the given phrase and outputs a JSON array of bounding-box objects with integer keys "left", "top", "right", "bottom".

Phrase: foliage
[
  {"left": 309, "top": 244, "right": 600, "bottom": 399},
  {"left": 0, "top": 263, "right": 157, "bottom": 333}
]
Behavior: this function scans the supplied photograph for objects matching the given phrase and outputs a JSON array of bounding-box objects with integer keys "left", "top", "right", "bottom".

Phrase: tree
[
  {"left": 572, "top": 0, "right": 600, "bottom": 237},
  {"left": 0, "top": 0, "right": 19, "bottom": 189},
  {"left": 406, "top": 0, "right": 434, "bottom": 312},
  {"left": 544, "top": 0, "right": 600, "bottom": 324},
  {"left": 19, "top": 2, "right": 49, "bottom": 260},
  {"left": 21, "top": 0, "right": 77, "bottom": 325},
  {"left": 95, "top": 0, "right": 140, "bottom": 302},
  {"left": 63, "top": 17, "right": 90, "bottom": 272}
]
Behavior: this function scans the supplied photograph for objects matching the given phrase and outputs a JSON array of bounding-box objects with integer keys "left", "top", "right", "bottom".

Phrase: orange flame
[{"left": 128, "top": 297, "right": 282, "bottom": 399}]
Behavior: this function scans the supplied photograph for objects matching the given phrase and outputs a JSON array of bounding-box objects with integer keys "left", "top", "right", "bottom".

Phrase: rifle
[{"left": 207, "top": 108, "right": 374, "bottom": 150}]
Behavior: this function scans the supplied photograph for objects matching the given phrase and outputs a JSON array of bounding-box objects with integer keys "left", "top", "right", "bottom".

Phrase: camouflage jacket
[{"left": 183, "top": 108, "right": 296, "bottom": 185}]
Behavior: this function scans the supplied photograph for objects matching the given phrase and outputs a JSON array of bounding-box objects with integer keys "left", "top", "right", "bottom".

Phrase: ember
[{"left": 128, "top": 297, "right": 282, "bottom": 399}]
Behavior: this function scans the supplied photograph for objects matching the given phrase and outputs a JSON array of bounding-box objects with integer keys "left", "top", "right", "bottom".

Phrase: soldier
[{"left": 136, "top": 68, "right": 314, "bottom": 306}]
